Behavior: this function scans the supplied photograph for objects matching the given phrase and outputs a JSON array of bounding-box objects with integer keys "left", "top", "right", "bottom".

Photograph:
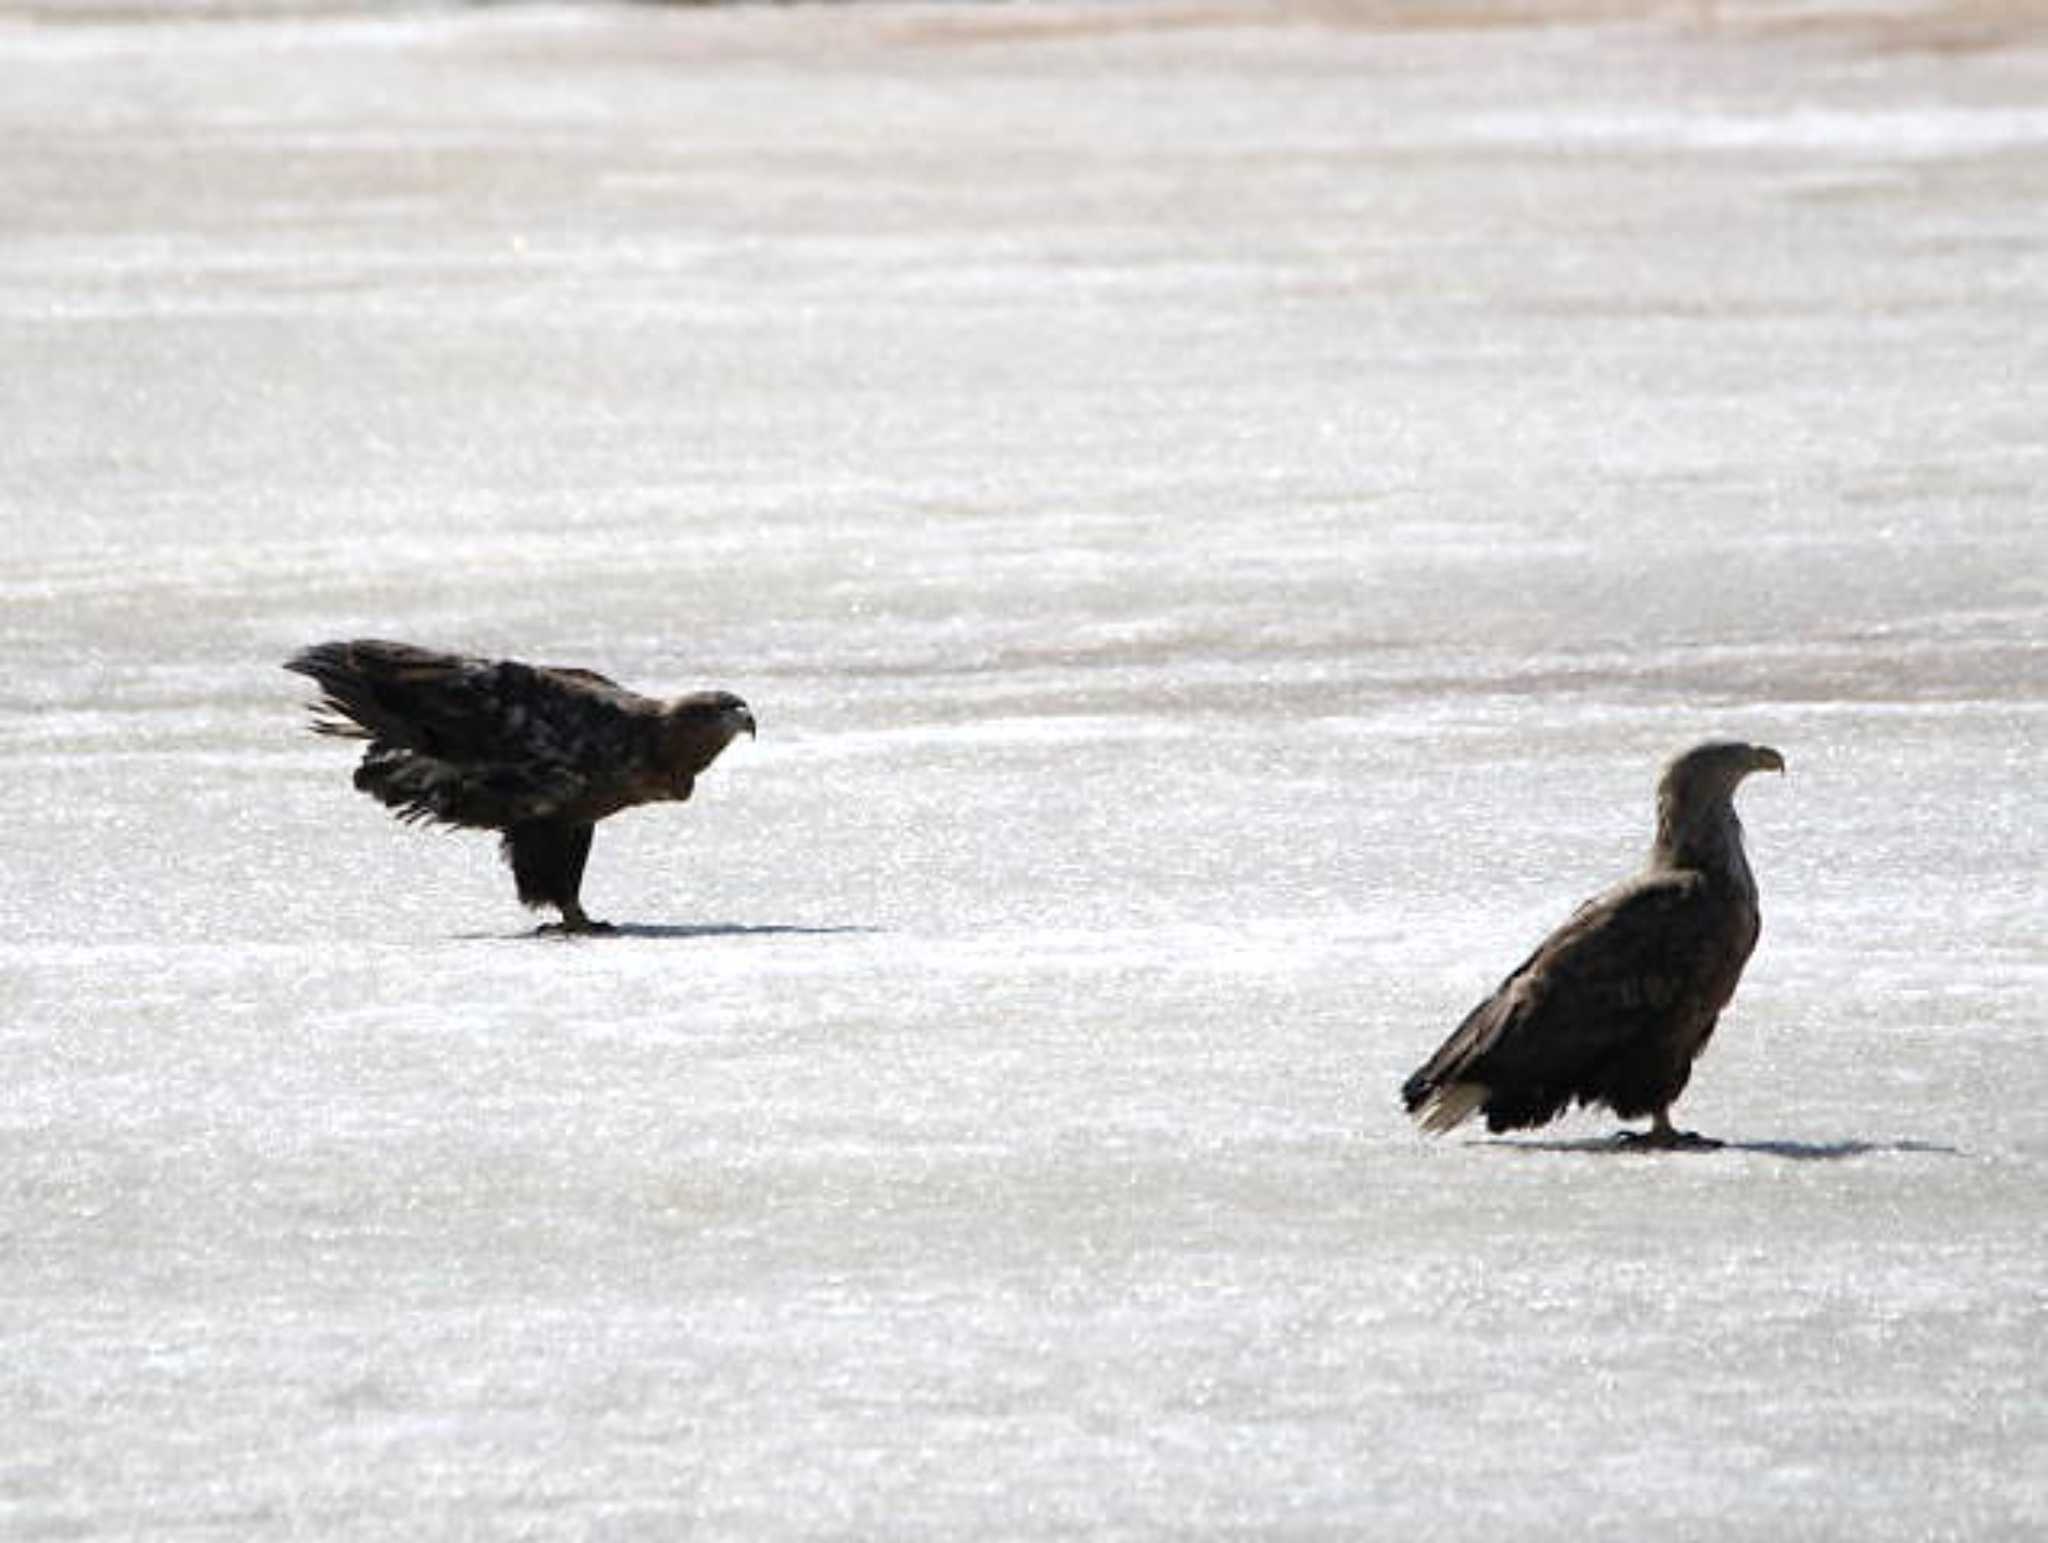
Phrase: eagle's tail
[{"left": 1403, "top": 1078, "right": 1490, "bottom": 1136}]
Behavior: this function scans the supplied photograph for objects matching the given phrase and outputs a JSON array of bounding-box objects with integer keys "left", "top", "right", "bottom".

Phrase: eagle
[
  {"left": 286, "top": 639, "right": 755, "bottom": 934},
  {"left": 1402, "top": 740, "right": 1784, "bottom": 1148}
]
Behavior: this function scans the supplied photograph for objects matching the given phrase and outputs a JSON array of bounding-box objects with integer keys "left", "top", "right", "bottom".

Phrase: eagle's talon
[
  {"left": 1617, "top": 1125, "right": 1723, "bottom": 1151},
  {"left": 536, "top": 917, "right": 616, "bottom": 937}
]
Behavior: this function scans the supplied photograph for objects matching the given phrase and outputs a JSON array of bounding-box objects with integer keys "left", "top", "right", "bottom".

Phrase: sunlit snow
[{"left": 2, "top": 2, "right": 2043, "bottom": 1537}]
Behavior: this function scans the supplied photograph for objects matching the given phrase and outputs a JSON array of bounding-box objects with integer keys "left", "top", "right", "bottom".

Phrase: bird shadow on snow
[
  {"left": 460, "top": 922, "right": 884, "bottom": 942},
  {"left": 602, "top": 921, "right": 883, "bottom": 942},
  {"left": 1481, "top": 1135, "right": 1964, "bottom": 1162}
]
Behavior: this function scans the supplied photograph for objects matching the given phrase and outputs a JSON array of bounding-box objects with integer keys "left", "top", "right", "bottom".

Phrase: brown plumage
[
  {"left": 1402, "top": 740, "right": 1784, "bottom": 1148},
  {"left": 286, "top": 639, "right": 755, "bottom": 933}
]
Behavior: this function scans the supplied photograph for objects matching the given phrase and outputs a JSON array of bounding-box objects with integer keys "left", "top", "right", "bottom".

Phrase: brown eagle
[
  {"left": 1402, "top": 740, "right": 1784, "bottom": 1148},
  {"left": 287, "top": 639, "right": 755, "bottom": 933}
]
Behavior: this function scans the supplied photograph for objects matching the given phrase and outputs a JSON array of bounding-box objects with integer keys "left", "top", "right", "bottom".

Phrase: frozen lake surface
[{"left": 2, "top": 2, "right": 2044, "bottom": 1536}]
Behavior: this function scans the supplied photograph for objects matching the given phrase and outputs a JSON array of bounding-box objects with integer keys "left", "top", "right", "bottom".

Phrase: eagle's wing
[
  {"left": 1402, "top": 871, "right": 1722, "bottom": 1131},
  {"left": 285, "top": 640, "right": 654, "bottom": 828},
  {"left": 536, "top": 665, "right": 626, "bottom": 692}
]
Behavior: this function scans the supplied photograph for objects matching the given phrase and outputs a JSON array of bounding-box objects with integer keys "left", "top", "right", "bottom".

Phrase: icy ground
[{"left": 1, "top": 2, "right": 2044, "bottom": 1537}]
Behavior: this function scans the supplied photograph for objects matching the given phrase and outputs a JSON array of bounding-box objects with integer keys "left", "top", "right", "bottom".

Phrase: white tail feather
[{"left": 1414, "top": 1082, "right": 1488, "bottom": 1135}]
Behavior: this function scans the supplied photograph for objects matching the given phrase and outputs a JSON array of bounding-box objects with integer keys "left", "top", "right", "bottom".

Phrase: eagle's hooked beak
[
  {"left": 1753, "top": 745, "right": 1785, "bottom": 774},
  {"left": 730, "top": 704, "right": 758, "bottom": 740}
]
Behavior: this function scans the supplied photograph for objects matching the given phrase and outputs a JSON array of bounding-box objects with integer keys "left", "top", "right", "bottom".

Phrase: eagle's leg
[{"left": 505, "top": 820, "right": 614, "bottom": 935}]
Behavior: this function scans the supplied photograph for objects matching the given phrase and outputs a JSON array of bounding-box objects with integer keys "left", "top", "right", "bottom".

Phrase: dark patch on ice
[
  {"left": 458, "top": 922, "right": 882, "bottom": 942},
  {"left": 1482, "top": 1135, "right": 1963, "bottom": 1160},
  {"left": 1721, "top": 1138, "right": 1964, "bottom": 1161},
  {"left": 557, "top": 921, "right": 882, "bottom": 941}
]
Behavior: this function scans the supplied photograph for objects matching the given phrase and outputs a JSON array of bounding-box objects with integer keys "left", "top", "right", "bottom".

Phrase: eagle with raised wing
[{"left": 287, "top": 639, "right": 755, "bottom": 933}]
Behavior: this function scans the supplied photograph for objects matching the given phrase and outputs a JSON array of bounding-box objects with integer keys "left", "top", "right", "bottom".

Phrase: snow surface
[{"left": 2, "top": 3, "right": 2044, "bottom": 1537}]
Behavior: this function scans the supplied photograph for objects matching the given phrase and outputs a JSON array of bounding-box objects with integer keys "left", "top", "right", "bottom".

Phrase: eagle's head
[
  {"left": 1653, "top": 740, "right": 1784, "bottom": 872},
  {"left": 1660, "top": 740, "right": 1785, "bottom": 804},
  {"left": 661, "top": 690, "right": 756, "bottom": 785}
]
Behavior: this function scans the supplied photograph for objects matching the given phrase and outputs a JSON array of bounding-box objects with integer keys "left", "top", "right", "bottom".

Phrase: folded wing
[{"left": 1402, "top": 872, "right": 1725, "bottom": 1134}]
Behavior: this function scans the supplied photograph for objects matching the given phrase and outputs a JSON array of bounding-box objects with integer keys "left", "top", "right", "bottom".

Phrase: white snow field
[{"left": 2, "top": 2, "right": 2043, "bottom": 1537}]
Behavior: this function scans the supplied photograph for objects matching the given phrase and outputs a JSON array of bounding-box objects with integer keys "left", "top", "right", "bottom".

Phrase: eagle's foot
[
  {"left": 1616, "top": 1127, "right": 1722, "bottom": 1151},
  {"left": 536, "top": 915, "right": 616, "bottom": 937},
  {"left": 1618, "top": 1112, "right": 1722, "bottom": 1151}
]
